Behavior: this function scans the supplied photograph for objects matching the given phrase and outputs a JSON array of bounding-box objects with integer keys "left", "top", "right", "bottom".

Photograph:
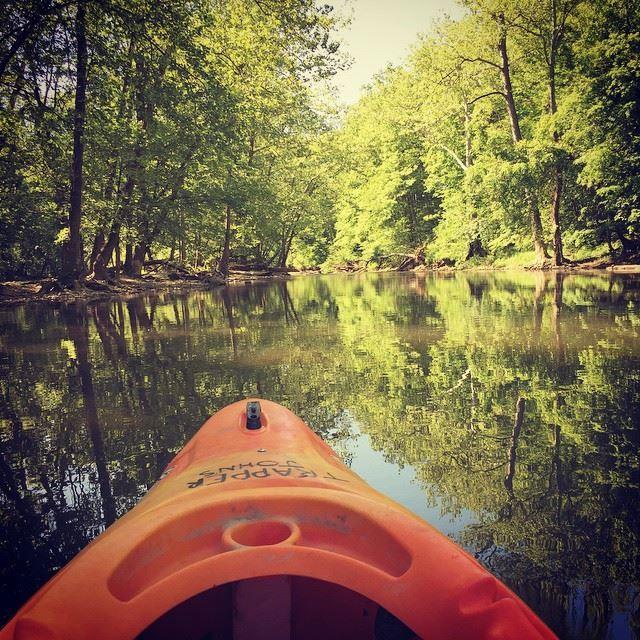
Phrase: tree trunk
[
  {"left": 498, "top": 30, "right": 522, "bottom": 144},
  {"left": 218, "top": 204, "right": 232, "bottom": 277},
  {"left": 93, "top": 40, "right": 132, "bottom": 280},
  {"left": 278, "top": 248, "right": 288, "bottom": 270},
  {"left": 278, "top": 230, "right": 288, "bottom": 269},
  {"left": 128, "top": 243, "right": 146, "bottom": 277},
  {"left": 504, "top": 397, "right": 525, "bottom": 494},
  {"left": 193, "top": 231, "right": 200, "bottom": 269},
  {"left": 548, "top": 11, "right": 564, "bottom": 266},
  {"left": 277, "top": 226, "right": 297, "bottom": 269},
  {"left": 498, "top": 22, "right": 548, "bottom": 262},
  {"left": 114, "top": 241, "right": 121, "bottom": 277},
  {"left": 92, "top": 101, "right": 140, "bottom": 277},
  {"left": 462, "top": 97, "right": 486, "bottom": 259},
  {"left": 464, "top": 100, "right": 473, "bottom": 168},
  {"left": 93, "top": 223, "right": 120, "bottom": 280},
  {"left": 61, "top": 0, "right": 88, "bottom": 284},
  {"left": 550, "top": 168, "right": 564, "bottom": 265},
  {"left": 179, "top": 209, "right": 186, "bottom": 263},
  {"left": 88, "top": 231, "right": 105, "bottom": 272},
  {"left": 529, "top": 196, "right": 548, "bottom": 263},
  {"left": 124, "top": 243, "right": 133, "bottom": 274}
]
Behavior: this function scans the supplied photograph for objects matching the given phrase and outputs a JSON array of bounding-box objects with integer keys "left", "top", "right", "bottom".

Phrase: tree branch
[
  {"left": 438, "top": 144, "right": 468, "bottom": 171},
  {"left": 459, "top": 56, "right": 503, "bottom": 70},
  {"left": 468, "top": 90, "right": 505, "bottom": 105}
]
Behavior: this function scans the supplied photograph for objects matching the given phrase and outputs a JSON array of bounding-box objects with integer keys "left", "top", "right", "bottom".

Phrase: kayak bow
[{"left": 1, "top": 400, "right": 557, "bottom": 640}]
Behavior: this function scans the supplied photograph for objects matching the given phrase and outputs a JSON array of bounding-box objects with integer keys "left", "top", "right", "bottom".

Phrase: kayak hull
[{"left": 1, "top": 400, "right": 557, "bottom": 640}]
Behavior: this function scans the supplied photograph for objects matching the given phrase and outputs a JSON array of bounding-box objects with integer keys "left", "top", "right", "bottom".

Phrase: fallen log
[
  {"left": 228, "top": 262, "right": 270, "bottom": 272},
  {"left": 366, "top": 248, "right": 426, "bottom": 271},
  {"left": 144, "top": 259, "right": 193, "bottom": 275}
]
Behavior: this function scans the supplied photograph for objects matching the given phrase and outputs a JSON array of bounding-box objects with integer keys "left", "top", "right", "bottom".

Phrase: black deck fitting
[{"left": 246, "top": 401, "right": 262, "bottom": 430}]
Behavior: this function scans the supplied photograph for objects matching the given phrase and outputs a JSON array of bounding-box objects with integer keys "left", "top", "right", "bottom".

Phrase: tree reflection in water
[{"left": 0, "top": 272, "right": 638, "bottom": 638}]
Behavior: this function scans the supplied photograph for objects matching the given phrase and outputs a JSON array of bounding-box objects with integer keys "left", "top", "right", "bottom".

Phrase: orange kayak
[{"left": 1, "top": 400, "right": 557, "bottom": 640}]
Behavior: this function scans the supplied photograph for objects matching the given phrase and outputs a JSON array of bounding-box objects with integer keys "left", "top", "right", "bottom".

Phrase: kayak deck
[{"left": 0, "top": 400, "right": 557, "bottom": 640}]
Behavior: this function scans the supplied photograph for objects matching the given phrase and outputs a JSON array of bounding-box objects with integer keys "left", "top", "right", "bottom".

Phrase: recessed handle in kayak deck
[
  {"left": 223, "top": 519, "right": 300, "bottom": 550},
  {"left": 107, "top": 496, "right": 412, "bottom": 602}
]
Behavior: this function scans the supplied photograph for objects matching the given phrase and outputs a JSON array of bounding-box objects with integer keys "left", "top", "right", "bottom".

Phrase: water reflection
[{"left": 0, "top": 272, "right": 638, "bottom": 638}]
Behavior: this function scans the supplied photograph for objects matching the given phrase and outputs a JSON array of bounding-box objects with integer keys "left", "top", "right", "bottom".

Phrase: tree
[
  {"left": 458, "top": 2, "right": 550, "bottom": 262},
  {"left": 501, "top": 0, "right": 582, "bottom": 265},
  {"left": 60, "top": 0, "right": 87, "bottom": 284}
]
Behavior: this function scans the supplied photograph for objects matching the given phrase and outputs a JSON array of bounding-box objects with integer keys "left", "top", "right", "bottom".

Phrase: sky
[{"left": 332, "top": 0, "right": 463, "bottom": 105}]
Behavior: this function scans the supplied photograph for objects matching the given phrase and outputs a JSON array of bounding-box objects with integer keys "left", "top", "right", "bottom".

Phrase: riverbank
[
  {"left": 0, "top": 269, "right": 295, "bottom": 306},
  {"left": 2, "top": 254, "right": 639, "bottom": 306},
  {"left": 332, "top": 250, "right": 640, "bottom": 274}
]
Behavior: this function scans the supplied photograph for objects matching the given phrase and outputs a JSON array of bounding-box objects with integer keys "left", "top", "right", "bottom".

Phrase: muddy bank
[
  {"left": 332, "top": 252, "right": 640, "bottom": 274},
  {"left": 0, "top": 270, "right": 296, "bottom": 306}
]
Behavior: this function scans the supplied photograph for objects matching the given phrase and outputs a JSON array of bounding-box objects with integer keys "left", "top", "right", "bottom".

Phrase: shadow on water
[{"left": 0, "top": 271, "right": 638, "bottom": 638}]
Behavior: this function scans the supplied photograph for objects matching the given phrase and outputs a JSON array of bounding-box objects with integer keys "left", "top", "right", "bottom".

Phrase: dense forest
[
  {"left": 326, "top": 0, "right": 640, "bottom": 269},
  {"left": 1, "top": 0, "right": 640, "bottom": 283},
  {"left": 1, "top": 0, "right": 343, "bottom": 283}
]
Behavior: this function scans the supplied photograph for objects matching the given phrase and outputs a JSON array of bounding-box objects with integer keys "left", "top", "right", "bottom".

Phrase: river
[{"left": 0, "top": 271, "right": 638, "bottom": 638}]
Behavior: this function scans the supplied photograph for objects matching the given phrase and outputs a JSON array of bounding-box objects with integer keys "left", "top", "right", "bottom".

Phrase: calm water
[{"left": 0, "top": 272, "right": 639, "bottom": 638}]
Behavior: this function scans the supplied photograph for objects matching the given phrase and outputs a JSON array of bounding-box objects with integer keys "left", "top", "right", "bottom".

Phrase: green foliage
[
  {"left": 561, "top": 1, "right": 640, "bottom": 250},
  {"left": 324, "top": 0, "right": 640, "bottom": 268},
  {"left": 325, "top": 69, "right": 440, "bottom": 268},
  {"left": 0, "top": 0, "right": 344, "bottom": 279},
  {"left": 2, "top": 0, "right": 640, "bottom": 276}
]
